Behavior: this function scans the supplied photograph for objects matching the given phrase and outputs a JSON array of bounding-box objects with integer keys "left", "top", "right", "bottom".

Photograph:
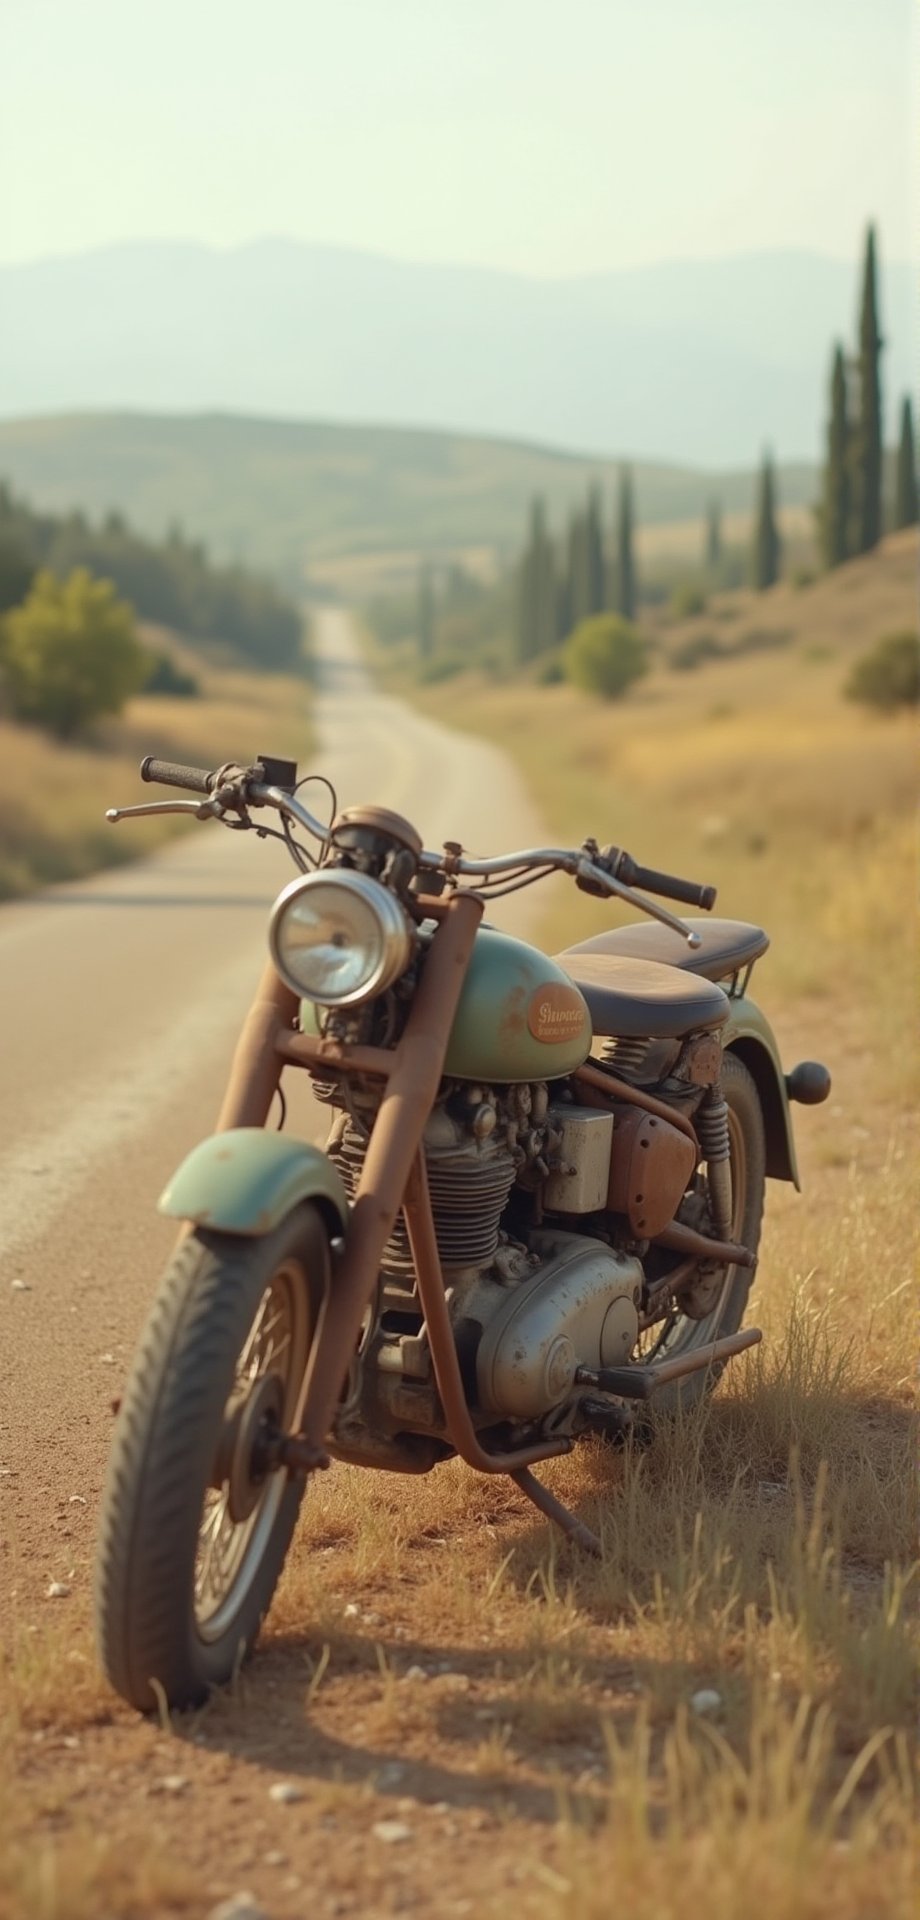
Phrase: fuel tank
[{"left": 443, "top": 927, "right": 591, "bottom": 1082}]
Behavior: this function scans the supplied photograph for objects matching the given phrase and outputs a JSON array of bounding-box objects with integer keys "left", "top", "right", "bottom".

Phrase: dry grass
[
  {"left": 0, "top": 626, "right": 313, "bottom": 900},
  {"left": 3, "top": 538, "right": 917, "bottom": 1917}
]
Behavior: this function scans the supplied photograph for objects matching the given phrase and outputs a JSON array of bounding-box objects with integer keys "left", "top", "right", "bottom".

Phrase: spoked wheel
[
  {"left": 638, "top": 1052, "right": 766, "bottom": 1412},
  {"left": 95, "top": 1204, "right": 329, "bottom": 1711}
]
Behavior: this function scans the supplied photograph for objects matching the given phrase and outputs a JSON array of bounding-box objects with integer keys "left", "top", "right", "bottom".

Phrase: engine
[{"left": 321, "top": 1076, "right": 646, "bottom": 1451}]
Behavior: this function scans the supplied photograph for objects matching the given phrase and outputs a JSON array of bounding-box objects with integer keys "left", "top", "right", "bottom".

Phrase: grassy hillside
[
  {"left": 0, "top": 412, "right": 820, "bottom": 596},
  {"left": 0, "top": 628, "right": 312, "bottom": 900}
]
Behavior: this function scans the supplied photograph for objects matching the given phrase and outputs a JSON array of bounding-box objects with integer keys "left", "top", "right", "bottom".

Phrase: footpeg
[{"left": 576, "top": 1325, "right": 762, "bottom": 1401}]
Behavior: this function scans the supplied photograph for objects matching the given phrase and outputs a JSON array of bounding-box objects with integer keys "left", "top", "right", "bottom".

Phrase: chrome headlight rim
[{"left": 268, "top": 868, "right": 413, "bottom": 1008}]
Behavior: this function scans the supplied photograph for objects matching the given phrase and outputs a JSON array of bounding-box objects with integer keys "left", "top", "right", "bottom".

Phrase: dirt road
[{"left": 1, "top": 607, "right": 548, "bottom": 1589}]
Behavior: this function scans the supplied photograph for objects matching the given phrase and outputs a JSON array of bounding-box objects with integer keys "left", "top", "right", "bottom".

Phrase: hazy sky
[{"left": 3, "top": 0, "right": 913, "bottom": 273}]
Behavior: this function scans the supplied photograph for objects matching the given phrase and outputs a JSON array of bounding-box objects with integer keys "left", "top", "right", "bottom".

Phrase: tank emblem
[{"left": 527, "top": 984, "right": 588, "bottom": 1044}]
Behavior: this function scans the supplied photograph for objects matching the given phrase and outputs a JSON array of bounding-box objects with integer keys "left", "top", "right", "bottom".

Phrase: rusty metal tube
[
  {"left": 652, "top": 1219, "right": 755, "bottom": 1268},
  {"left": 276, "top": 1030, "right": 395, "bottom": 1078},
  {"left": 402, "top": 1155, "right": 572, "bottom": 1474},
  {"left": 648, "top": 1325, "right": 761, "bottom": 1387},
  {"left": 215, "top": 959, "right": 300, "bottom": 1131},
  {"left": 296, "top": 892, "right": 486, "bottom": 1453},
  {"left": 573, "top": 1059, "right": 699, "bottom": 1148}
]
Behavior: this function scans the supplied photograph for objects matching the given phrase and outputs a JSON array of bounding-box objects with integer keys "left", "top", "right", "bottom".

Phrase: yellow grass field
[
  {"left": 2, "top": 541, "right": 916, "bottom": 1919},
  {"left": 0, "top": 629, "right": 313, "bottom": 901}
]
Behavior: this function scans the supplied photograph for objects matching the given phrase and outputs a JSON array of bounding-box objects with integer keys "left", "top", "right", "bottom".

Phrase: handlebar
[
  {"left": 141, "top": 756, "right": 216, "bottom": 795},
  {"left": 118, "top": 757, "right": 716, "bottom": 944}
]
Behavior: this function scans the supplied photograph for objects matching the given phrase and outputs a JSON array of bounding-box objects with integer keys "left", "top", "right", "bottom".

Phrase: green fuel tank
[
  {"left": 299, "top": 927, "right": 592, "bottom": 1083},
  {"left": 443, "top": 927, "right": 591, "bottom": 1082}
]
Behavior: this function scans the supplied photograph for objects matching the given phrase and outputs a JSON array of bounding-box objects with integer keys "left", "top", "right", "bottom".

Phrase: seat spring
[{"left": 599, "top": 1035, "right": 650, "bottom": 1081}]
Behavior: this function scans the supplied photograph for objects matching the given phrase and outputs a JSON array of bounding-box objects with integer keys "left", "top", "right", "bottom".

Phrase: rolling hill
[{"left": 0, "top": 411, "right": 820, "bottom": 595}]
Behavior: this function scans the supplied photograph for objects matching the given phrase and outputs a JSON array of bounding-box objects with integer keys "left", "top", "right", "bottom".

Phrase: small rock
[
  {"left": 362, "top": 1610, "right": 381, "bottom": 1625},
  {"left": 372, "top": 1820, "right": 412, "bottom": 1845},
  {"left": 376, "top": 1762, "right": 405, "bottom": 1788},
  {"left": 160, "top": 1774, "right": 188, "bottom": 1794},
  {"left": 99, "top": 1353, "right": 115, "bottom": 1365},
  {"left": 11, "top": 1279, "right": 31, "bottom": 1292},
  {"left": 263, "top": 1849, "right": 286, "bottom": 1867},
  {"left": 68, "top": 1494, "right": 87, "bottom": 1506},
  {"left": 690, "top": 1688, "right": 723, "bottom": 1717},
  {"left": 46, "top": 1582, "right": 70, "bottom": 1599},
  {"left": 208, "top": 1896, "right": 267, "bottom": 1920},
  {"left": 403, "top": 1664, "right": 427, "bottom": 1681},
  {"left": 61, "top": 1735, "right": 80, "bottom": 1751},
  {"left": 268, "top": 1779, "right": 304, "bottom": 1805},
  {"left": 431, "top": 1801, "right": 450, "bottom": 1814},
  {"left": 343, "top": 1602, "right": 360, "bottom": 1619}
]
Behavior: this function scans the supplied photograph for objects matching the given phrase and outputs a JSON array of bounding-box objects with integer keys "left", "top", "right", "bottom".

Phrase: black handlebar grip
[
  {"left": 140, "top": 756, "right": 216, "bottom": 795},
  {"left": 618, "top": 854, "right": 717, "bottom": 912}
]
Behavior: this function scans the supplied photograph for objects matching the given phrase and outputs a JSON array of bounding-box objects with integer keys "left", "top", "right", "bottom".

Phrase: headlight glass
[{"left": 268, "top": 869, "right": 413, "bottom": 1007}]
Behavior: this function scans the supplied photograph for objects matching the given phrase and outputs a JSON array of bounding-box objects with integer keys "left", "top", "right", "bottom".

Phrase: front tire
[{"left": 94, "top": 1204, "right": 328, "bottom": 1711}]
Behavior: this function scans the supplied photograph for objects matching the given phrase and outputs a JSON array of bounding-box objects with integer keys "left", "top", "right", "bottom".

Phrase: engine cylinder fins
[
  {"left": 329, "top": 1120, "right": 517, "bottom": 1279},
  {"left": 599, "top": 1034, "right": 651, "bottom": 1081}
]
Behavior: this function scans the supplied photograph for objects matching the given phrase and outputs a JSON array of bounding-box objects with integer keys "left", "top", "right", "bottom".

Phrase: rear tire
[
  {"left": 643, "top": 1051, "right": 765, "bottom": 1413},
  {"left": 94, "top": 1205, "right": 328, "bottom": 1711}
]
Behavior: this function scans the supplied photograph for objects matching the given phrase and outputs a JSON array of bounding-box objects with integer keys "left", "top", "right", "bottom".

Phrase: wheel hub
[{"left": 223, "top": 1371, "right": 285, "bottom": 1524}]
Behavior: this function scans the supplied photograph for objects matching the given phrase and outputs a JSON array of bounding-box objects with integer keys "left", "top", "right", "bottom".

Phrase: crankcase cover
[
  {"left": 444, "top": 928, "right": 591, "bottom": 1083},
  {"left": 476, "top": 1230, "right": 642, "bottom": 1420}
]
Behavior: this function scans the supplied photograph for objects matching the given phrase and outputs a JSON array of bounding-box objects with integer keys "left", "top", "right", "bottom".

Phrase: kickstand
[{"left": 511, "top": 1467, "right": 602, "bottom": 1558}]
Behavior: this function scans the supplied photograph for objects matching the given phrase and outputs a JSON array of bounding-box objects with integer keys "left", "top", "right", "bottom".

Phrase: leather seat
[
  {"left": 553, "top": 951, "right": 730, "bottom": 1039},
  {"left": 560, "top": 917, "right": 769, "bottom": 985}
]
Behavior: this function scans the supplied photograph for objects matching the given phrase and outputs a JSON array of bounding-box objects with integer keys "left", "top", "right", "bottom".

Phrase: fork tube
[
  {"left": 215, "top": 959, "right": 299, "bottom": 1132},
  {"left": 297, "top": 891, "right": 485, "bottom": 1453}
]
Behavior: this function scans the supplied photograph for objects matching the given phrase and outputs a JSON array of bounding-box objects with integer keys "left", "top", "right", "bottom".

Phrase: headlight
[{"left": 268, "top": 869, "right": 413, "bottom": 1007}]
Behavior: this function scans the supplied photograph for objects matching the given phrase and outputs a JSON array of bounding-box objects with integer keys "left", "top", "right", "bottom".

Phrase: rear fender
[
  {"left": 158, "top": 1127, "right": 349, "bottom": 1237},
  {"left": 723, "top": 998, "right": 800, "bottom": 1189}
]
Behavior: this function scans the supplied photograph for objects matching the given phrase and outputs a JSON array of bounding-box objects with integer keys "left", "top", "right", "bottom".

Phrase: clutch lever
[{"left": 105, "top": 795, "right": 230, "bottom": 824}]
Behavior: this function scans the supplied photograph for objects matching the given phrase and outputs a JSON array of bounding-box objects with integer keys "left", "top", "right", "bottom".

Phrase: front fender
[
  {"left": 723, "top": 998, "right": 800, "bottom": 1189},
  {"left": 159, "top": 1128, "right": 349, "bottom": 1237}
]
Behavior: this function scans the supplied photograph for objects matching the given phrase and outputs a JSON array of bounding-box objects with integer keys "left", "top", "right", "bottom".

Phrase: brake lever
[{"left": 575, "top": 857, "right": 702, "bottom": 948}]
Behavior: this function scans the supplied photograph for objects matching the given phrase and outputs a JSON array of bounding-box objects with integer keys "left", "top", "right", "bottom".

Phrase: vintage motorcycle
[{"left": 95, "top": 752, "right": 829, "bottom": 1711}]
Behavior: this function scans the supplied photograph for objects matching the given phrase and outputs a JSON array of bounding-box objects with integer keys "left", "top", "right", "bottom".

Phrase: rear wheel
[
  {"left": 639, "top": 1051, "right": 765, "bottom": 1411},
  {"left": 94, "top": 1204, "right": 328, "bottom": 1711}
]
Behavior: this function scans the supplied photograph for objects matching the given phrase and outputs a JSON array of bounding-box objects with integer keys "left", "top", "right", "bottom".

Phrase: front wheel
[{"left": 94, "top": 1204, "right": 328, "bottom": 1711}]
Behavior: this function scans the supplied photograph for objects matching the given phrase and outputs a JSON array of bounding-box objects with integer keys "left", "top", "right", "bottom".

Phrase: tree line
[{"left": 0, "top": 485, "right": 303, "bottom": 671}]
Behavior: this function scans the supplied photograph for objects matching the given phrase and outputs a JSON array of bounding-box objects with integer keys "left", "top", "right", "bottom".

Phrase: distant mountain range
[{"left": 1, "top": 240, "right": 913, "bottom": 466}]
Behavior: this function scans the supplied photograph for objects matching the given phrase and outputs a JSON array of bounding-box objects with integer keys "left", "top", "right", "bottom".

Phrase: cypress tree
[
  {"left": 615, "top": 466, "right": 636, "bottom": 620},
  {"left": 515, "top": 496, "right": 555, "bottom": 661},
  {"left": 852, "top": 224, "right": 883, "bottom": 553},
  {"left": 417, "top": 564, "right": 435, "bottom": 658},
  {"left": 751, "top": 450, "right": 781, "bottom": 591},
  {"left": 568, "top": 510, "right": 591, "bottom": 628},
  {"left": 821, "top": 344, "right": 851, "bottom": 569},
  {"left": 894, "top": 395, "right": 919, "bottom": 529},
  {"left": 585, "top": 485, "right": 606, "bottom": 614},
  {"left": 556, "top": 523, "right": 574, "bottom": 643},
  {"left": 705, "top": 498, "right": 722, "bottom": 573}
]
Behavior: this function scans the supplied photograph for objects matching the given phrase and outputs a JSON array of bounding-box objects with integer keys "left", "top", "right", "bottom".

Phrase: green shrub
[
  {"left": 537, "top": 656, "right": 565, "bottom": 685},
  {"left": 728, "top": 625, "right": 793, "bottom": 656},
  {"left": 845, "top": 630, "right": 919, "bottom": 712},
  {"left": 670, "top": 581, "right": 708, "bottom": 619},
  {"left": 0, "top": 568, "right": 145, "bottom": 738},
  {"left": 140, "top": 648, "right": 200, "bottom": 698},
  {"left": 418, "top": 653, "right": 464, "bottom": 685},
  {"left": 670, "top": 632, "right": 722, "bottom": 672},
  {"left": 564, "top": 614, "right": 648, "bottom": 701}
]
